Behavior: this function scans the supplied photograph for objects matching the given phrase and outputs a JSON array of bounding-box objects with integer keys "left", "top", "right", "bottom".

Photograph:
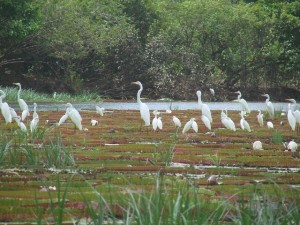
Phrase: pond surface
[{"left": 18, "top": 101, "right": 290, "bottom": 112}]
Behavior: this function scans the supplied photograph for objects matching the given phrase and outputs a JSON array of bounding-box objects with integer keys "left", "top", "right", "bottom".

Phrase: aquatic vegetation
[{"left": 0, "top": 109, "right": 299, "bottom": 223}]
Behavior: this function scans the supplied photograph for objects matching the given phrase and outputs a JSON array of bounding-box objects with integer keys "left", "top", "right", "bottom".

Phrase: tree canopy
[{"left": 0, "top": 0, "right": 299, "bottom": 100}]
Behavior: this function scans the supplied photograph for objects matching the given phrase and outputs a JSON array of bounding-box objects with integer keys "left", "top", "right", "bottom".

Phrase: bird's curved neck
[
  {"left": 237, "top": 93, "right": 241, "bottom": 100},
  {"left": 197, "top": 94, "right": 203, "bottom": 108},
  {"left": 136, "top": 85, "right": 143, "bottom": 104},
  {"left": 17, "top": 86, "right": 21, "bottom": 99}
]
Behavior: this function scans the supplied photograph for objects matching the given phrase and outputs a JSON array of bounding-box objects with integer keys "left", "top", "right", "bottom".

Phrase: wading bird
[
  {"left": 65, "top": 103, "right": 83, "bottom": 130},
  {"left": 286, "top": 99, "right": 300, "bottom": 132},
  {"left": 132, "top": 81, "right": 150, "bottom": 128},
  {"left": 30, "top": 117, "right": 39, "bottom": 133},
  {"left": 0, "top": 90, "right": 12, "bottom": 123},
  {"left": 15, "top": 116, "right": 27, "bottom": 133},
  {"left": 234, "top": 91, "right": 251, "bottom": 114},
  {"left": 221, "top": 109, "right": 236, "bottom": 131},
  {"left": 152, "top": 110, "right": 159, "bottom": 131},
  {"left": 196, "top": 90, "right": 212, "bottom": 123},
  {"left": 257, "top": 110, "right": 264, "bottom": 127},
  {"left": 201, "top": 114, "right": 211, "bottom": 130},
  {"left": 262, "top": 94, "right": 274, "bottom": 119},
  {"left": 32, "top": 103, "right": 39, "bottom": 119},
  {"left": 96, "top": 106, "right": 105, "bottom": 116},
  {"left": 240, "top": 111, "right": 251, "bottom": 132},
  {"left": 267, "top": 121, "right": 274, "bottom": 129},
  {"left": 13, "top": 83, "right": 30, "bottom": 121},
  {"left": 287, "top": 103, "right": 296, "bottom": 131},
  {"left": 172, "top": 116, "right": 181, "bottom": 128},
  {"left": 182, "top": 118, "right": 198, "bottom": 134}
]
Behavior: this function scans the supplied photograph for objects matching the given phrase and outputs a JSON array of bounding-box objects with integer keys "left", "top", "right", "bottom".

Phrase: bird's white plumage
[
  {"left": 267, "top": 121, "right": 274, "bottom": 129},
  {"left": 13, "top": 83, "right": 30, "bottom": 120},
  {"left": 182, "top": 118, "right": 196, "bottom": 134},
  {"left": 257, "top": 110, "right": 264, "bottom": 127},
  {"left": 0, "top": 93, "right": 12, "bottom": 123},
  {"left": 96, "top": 106, "right": 105, "bottom": 116},
  {"left": 30, "top": 117, "right": 39, "bottom": 133},
  {"left": 66, "top": 103, "right": 82, "bottom": 130},
  {"left": 196, "top": 91, "right": 212, "bottom": 123},
  {"left": 58, "top": 113, "right": 69, "bottom": 126},
  {"left": 201, "top": 115, "right": 211, "bottom": 130},
  {"left": 132, "top": 81, "right": 150, "bottom": 126},
  {"left": 172, "top": 116, "right": 181, "bottom": 128},
  {"left": 240, "top": 111, "right": 251, "bottom": 132},
  {"left": 287, "top": 103, "right": 296, "bottom": 131},
  {"left": 234, "top": 91, "right": 251, "bottom": 114},
  {"left": 262, "top": 94, "right": 274, "bottom": 119},
  {"left": 287, "top": 140, "right": 298, "bottom": 152}
]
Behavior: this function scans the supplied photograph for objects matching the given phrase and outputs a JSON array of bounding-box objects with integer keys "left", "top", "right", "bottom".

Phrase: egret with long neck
[{"left": 132, "top": 81, "right": 150, "bottom": 127}]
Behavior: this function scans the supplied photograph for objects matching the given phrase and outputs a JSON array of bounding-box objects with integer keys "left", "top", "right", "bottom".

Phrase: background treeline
[{"left": 0, "top": 0, "right": 299, "bottom": 100}]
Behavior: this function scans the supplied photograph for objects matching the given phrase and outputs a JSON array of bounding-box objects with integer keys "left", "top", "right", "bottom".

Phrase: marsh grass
[
  {"left": 272, "top": 130, "right": 283, "bottom": 144},
  {"left": 43, "top": 132, "right": 76, "bottom": 168},
  {"left": 0, "top": 86, "right": 102, "bottom": 103},
  {"left": 35, "top": 175, "right": 73, "bottom": 225}
]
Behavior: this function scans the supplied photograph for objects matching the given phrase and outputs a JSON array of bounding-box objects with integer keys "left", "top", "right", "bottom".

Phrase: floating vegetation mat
[{"left": 0, "top": 109, "right": 299, "bottom": 223}]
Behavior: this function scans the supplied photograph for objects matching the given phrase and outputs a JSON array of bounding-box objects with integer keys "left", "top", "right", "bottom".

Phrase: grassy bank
[{"left": 0, "top": 85, "right": 102, "bottom": 103}]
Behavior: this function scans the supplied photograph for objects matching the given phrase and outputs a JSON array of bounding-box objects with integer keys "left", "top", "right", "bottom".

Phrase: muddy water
[{"left": 14, "top": 101, "right": 290, "bottom": 112}]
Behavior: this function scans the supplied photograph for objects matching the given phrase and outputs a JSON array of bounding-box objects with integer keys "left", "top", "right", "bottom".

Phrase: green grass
[{"left": 0, "top": 85, "right": 102, "bottom": 103}]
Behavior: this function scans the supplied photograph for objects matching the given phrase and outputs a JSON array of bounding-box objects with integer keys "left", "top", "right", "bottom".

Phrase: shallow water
[{"left": 15, "top": 101, "right": 290, "bottom": 112}]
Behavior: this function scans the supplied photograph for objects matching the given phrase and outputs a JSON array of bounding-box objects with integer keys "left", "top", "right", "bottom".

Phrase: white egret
[
  {"left": 182, "top": 118, "right": 197, "bottom": 134},
  {"left": 257, "top": 110, "right": 264, "bottom": 127},
  {"left": 240, "top": 111, "right": 251, "bottom": 132},
  {"left": 66, "top": 103, "right": 83, "bottom": 130},
  {"left": 207, "top": 175, "right": 218, "bottom": 185},
  {"left": 192, "top": 120, "right": 198, "bottom": 133},
  {"left": 253, "top": 141, "right": 263, "bottom": 150},
  {"left": 30, "top": 117, "right": 39, "bottom": 133},
  {"left": 90, "top": 119, "right": 98, "bottom": 126},
  {"left": 286, "top": 99, "right": 300, "bottom": 130},
  {"left": 234, "top": 91, "right": 251, "bottom": 114},
  {"left": 172, "top": 116, "right": 181, "bottom": 128},
  {"left": 152, "top": 110, "right": 159, "bottom": 131},
  {"left": 32, "top": 103, "right": 39, "bottom": 119},
  {"left": 0, "top": 90, "right": 12, "bottom": 123},
  {"left": 13, "top": 82, "right": 30, "bottom": 120},
  {"left": 210, "top": 88, "right": 215, "bottom": 96},
  {"left": 157, "top": 117, "right": 163, "bottom": 130},
  {"left": 287, "top": 140, "right": 298, "bottom": 152},
  {"left": 132, "top": 81, "right": 150, "bottom": 126},
  {"left": 267, "top": 121, "right": 274, "bottom": 129},
  {"left": 9, "top": 107, "right": 18, "bottom": 123},
  {"left": 57, "top": 113, "right": 68, "bottom": 126},
  {"left": 96, "top": 106, "right": 105, "bottom": 116},
  {"left": 201, "top": 115, "right": 211, "bottom": 130},
  {"left": 196, "top": 90, "right": 212, "bottom": 123},
  {"left": 287, "top": 103, "right": 296, "bottom": 131},
  {"left": 15, "top": 116, "right": 27, "bottom": 133},
  {"left": 262, "top": 94, "right": 275, "bottom": 119},
  {"left": 221, "top": 109, "right": 236, "bottom": 131}
]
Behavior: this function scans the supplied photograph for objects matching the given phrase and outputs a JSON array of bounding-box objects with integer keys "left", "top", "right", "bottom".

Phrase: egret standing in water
[
  {"left": 262, "top": 94, "right": 274, "bottom": 119},
  {"left": 13, "top": 82, "right": 30, "bottom": 121},
  {"left": 132, "top": 81, "right": 150, "bottom": 129},
  {"left": 234, "top": 91, "right": 251, "bottom": 114}
]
